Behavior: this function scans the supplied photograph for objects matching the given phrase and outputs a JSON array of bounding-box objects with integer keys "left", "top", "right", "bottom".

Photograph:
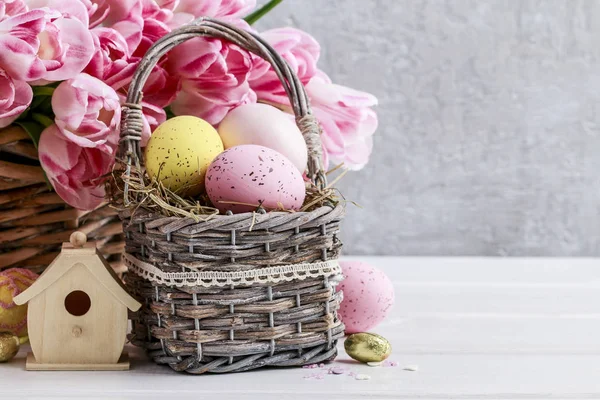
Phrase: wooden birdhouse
[{"left": 13, "top": 232, "right": 141, "bottom": 371}]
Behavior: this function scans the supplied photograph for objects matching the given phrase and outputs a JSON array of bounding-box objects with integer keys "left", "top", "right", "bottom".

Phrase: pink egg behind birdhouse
[
  {"left": 205, "top": 145, "right": 306, "bottom": 213},
  {"left": 338, "top": 261, "right": 395, "bottom": 334}
]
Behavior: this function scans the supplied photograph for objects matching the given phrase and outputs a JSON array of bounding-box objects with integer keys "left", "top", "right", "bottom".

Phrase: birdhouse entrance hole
[{"left": 64, "top": 290, "right": 91, "bottom": 316}]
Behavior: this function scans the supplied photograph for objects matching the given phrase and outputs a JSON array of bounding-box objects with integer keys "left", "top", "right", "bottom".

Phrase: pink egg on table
[
  {"left": 338, "top": 261, "right": 395, "bottom": 334},
  {"left": 205, "top": 144, "right": 306, "bottom": 214}
]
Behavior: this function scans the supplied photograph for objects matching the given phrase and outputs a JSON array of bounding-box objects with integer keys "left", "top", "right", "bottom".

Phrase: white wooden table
[{"left": 2, "top": 257, "right": 600, "bottom": 399}]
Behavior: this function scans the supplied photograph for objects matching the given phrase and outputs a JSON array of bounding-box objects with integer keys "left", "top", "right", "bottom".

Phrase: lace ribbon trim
[{"left": 124, "top": 253, "right": 342, "bottom": 288}]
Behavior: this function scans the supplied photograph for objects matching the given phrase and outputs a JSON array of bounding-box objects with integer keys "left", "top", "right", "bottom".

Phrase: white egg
[{"left": 218, "top": 103, "right": 308, "bottom": 173}]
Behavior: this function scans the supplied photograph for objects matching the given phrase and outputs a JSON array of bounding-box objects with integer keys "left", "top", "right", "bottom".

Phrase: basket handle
[{"left": 118, "top": 17, "right": 326, "bottom": 205}]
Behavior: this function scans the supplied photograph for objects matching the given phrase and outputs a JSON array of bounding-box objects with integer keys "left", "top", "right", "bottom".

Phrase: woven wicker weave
[
  {"left": 0, "top": 125, "right": 124, "bottom": 275},
  {"left": 116, "top": 18, "right": 345, "bottom": 374}
]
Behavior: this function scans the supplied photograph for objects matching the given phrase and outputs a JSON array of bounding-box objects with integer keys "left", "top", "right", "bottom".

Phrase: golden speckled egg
[
  {"left": 344, "top": 332, "right": 392, "bottom": 363},
  {"left": 145, "top": 116, "right": 224, "bottom": 197},
  {"left": 0, "top": 333, "right": 20, "bottom": 362},
  {"left": 0, "top": 268, "right": 38, "bottom": 337}
]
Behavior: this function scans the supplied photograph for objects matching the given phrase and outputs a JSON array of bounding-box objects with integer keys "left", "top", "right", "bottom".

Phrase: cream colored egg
[
  {"left": 218, "top": 103, "right": 308, "bottom": 172},
  {"left": 145, "top": 116, "right": 223, "bottom": 197}
]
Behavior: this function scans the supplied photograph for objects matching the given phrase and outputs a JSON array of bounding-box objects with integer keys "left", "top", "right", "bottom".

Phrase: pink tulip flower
[
  {"left": 0, "top": 69, "right": 32, "bottom": 128},
  {"left": 141, "top": 0, "right": 173, "bottom": 24},
  {"left": 25, "top": 0, "right": 90, "bottom": 25},
  {"left": 92, "top": 0, "right": 177, "bottom": 56},
  {"left": 248, "top": 27, "right": 378, "bottom": 170},
  {"left": 0, "top": 6, "right": 94, "bottom": 83},
  {"left": 138, "top": 62, "right": 180, "bottom": 107},
  {"left": 0, "top": 9, "right": 46, "bottom": 81},
  {"left": 39, "top": 124, "right": 113, "bottom": 210},
  {"left": 0, "top": 0, "right": 27, "bottom": 20},
  {"left": 108, "top": 57, "right": 178, "bottom": 139},
  {"left": 85, "top": 27, "right": 129, "bottom": 81},
  {"left": 95, "top": 0, "right": 186, "bottom": 56},
  {"left": 172, "top": 0, "right": 256, "bottom": 17},
  {"left": 79, "top": 0, "right": 109, "bottom": 28},
  {"left": 105, "top": 58, "right": 178, "bottom": 108},
  {"left": 51, "top": 73, "right": 121, "bottom": 153},
  {"left": 35, "top": 7, "right": 95, "bottom": 83},
  {"left": 159, "top": 0, "right": 256, "bottom": 28},
  {"left": 131, "top": 15, "right": 170, "bottom": 58},
  {"left": 81, "top": 24, "right": 172, "bottom": 146},
  {"left": 97, "top": 0, "right": 144, "bottom": 56},
  {"left": 168, "top": 34, "right": 255, "bottom": 125},
  {"left": 306, "top": 72, "right": 378, "bottom": 170},
  {"left": 87, "top": 0, "right": 177, "bottom": 96},
  {"left": 139, "top": 100, "right": 166, "bottom": 145},
  {"left": 171, "top": 86, "right": 255, "bottom": 127},
  {"left": 250, "top": 27, "right": 320, "bottom": 105}
]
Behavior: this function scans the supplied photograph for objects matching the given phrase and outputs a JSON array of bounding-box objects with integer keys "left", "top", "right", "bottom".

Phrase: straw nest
[{"left": 110, "top": 162, "right": 347, "bottom": 223}]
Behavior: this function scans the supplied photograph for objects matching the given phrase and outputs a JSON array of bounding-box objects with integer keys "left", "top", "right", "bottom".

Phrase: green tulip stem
[
  {"left": 245, "top": 0, "right": 283, "bottom": 25},
  {"left": 32, "top": 86, "right": 55, "bottom": 97},
  {"left": 31, "top": 113, "right": 54, "bottom": 128}
]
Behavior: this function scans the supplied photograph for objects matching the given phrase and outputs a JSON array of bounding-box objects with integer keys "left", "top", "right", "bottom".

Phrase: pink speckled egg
[
  {"left": 205, "top": 144, "right": 306, "bottom": 213},
  {"left": 338, "top": 261, "right": 395, "bottom": 334}
]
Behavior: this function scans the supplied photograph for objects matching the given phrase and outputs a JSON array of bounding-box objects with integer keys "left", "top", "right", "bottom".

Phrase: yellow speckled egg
[{"left": 145, "top": 116, "right": 224, "bottom": 197}]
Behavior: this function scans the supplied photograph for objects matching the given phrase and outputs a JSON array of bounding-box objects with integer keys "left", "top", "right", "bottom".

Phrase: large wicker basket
[
  {"left": 0, "top": 125, "right": 124, "bottom": 275},
  {"left": 116, "top": 18, "right": 346, "bottom": 374}
]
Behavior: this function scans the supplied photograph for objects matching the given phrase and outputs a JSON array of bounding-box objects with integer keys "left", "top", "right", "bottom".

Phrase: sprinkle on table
[{"left": 403, "top": 365, "right": 419, "bottom": 371}]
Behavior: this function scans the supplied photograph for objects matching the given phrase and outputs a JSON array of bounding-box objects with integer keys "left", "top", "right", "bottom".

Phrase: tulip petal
[
  {"left": 39, "top": 124, "right": 112, "bottom": 210},
  {"left": 0, "top": 10, "right": 46, "bottom": 81},
  {"left": 51, "top": 73, "right": 121, "bottom": 152},
  {"left": 25, "top": 0, "right": 90, "bottom": 25},
  {"left": 302, "top": 72, "right": 379, "bottom": 170},
  {"left": 38, "top": 17, "right": 94, "bottom": 82},
  {"left": 250, "top": 27, "right": 320, "bottom": 106},
  {"left": 170, "top": 0, "right": 256, "bottom": 19},
  {"left": 0, "top": 70, "right": 32, "bottom": 128},
  {"left": 168, "top": 35, "right": 255, "bottom": 125}
]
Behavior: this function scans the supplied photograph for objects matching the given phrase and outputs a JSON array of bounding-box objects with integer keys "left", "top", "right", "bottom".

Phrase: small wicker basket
[
  {"left": 0, "top": 125, "right": 124, "bottom": 275},
  {"left": 116, "top": 18, "right": 345, "bottom": 374}
]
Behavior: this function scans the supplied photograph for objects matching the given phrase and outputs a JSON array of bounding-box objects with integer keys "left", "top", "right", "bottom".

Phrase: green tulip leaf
[{"left": 14, "top": 120, "right": 45, "bottom": 149}]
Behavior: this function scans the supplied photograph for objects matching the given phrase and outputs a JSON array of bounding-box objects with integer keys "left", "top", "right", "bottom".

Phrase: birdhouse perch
[{"left": 13, "top": 232, "right": 141, "bottom": 371}]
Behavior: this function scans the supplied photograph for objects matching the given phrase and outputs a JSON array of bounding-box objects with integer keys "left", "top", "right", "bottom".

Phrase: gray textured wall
[{"left": 257, "top": 0, "right": 600, "bottom": 256}]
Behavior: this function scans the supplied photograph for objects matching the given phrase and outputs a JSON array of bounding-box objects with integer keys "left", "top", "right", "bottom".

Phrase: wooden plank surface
[
  {"left": 1, "top": 257, "right": 600, "bottom": 399},
  {"left": 25, "top": 352, "right": 130, "bottom": 371}
]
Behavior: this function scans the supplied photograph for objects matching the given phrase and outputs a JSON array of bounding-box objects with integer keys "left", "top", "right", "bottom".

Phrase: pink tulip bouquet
[{"left": 0, "top": 0, "right": 378, "bottom": 211}]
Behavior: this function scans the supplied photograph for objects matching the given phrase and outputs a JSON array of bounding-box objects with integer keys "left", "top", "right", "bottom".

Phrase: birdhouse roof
[{"left": 14, "top": 241, "right": 140, "bottom": 312}]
